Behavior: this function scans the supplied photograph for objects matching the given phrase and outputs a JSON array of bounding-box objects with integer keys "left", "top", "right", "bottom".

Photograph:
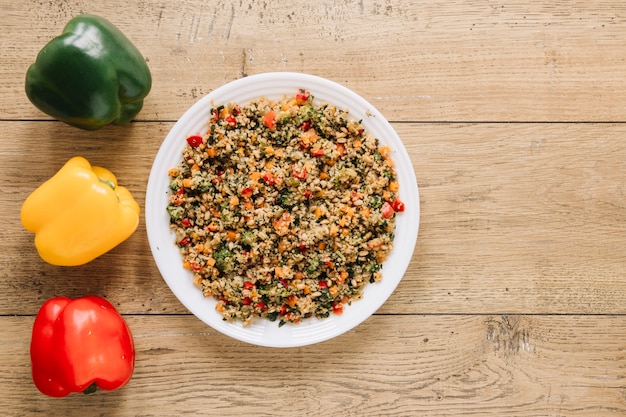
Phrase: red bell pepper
[{"left": 30, "top": 296, "right": 135, "bottom": 397}]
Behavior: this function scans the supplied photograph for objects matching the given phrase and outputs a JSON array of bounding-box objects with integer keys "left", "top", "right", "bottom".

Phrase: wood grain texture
[
  {"left": 1, "top": 122, "right": 623, "bottom": 315},
  {"left": 2, "top": 0, "right": 626, "bottom": 415},
  {"left": 2, "top": 1, "right": 626, "bottom": 122},
  {"left": 2, "top": 315, "right": 626, "bottom": 416}
]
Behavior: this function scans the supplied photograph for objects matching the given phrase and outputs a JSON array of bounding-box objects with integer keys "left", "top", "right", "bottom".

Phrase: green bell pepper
[{"left": 25, "top": 14, "right": 152, "bottom": 130}]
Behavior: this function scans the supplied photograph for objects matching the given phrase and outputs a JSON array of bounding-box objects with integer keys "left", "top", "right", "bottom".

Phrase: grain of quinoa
[{"left": 167, "top": 89, "right": 405, "bottom": 326}]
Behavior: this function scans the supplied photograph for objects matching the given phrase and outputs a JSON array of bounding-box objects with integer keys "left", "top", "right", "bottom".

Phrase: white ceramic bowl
[{"left": 145, "top": 72, "right": 419, "bottom": 347}]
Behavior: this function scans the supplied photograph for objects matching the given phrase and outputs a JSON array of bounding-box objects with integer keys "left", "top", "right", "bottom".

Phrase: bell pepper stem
[
  {"left": 83, "top": 382, "right": 98, "bottom": 395},
  {"left": 98, "top": 177, "right": 116, "bottom": 190}
]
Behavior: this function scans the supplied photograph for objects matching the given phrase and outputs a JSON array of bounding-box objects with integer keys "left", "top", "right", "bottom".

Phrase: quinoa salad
[{"left": 166, "top": 89, "right": 405, "bottom": 326}]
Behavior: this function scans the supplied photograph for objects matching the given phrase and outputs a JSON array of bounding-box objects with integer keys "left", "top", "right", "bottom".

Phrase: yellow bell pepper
[{"left": 21, "top": 156, "right": 140, "bottom": 266}]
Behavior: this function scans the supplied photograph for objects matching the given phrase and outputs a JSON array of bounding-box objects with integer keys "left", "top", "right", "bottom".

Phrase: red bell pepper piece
[
  {"left": 225, "top": 114, "right": 237, "bottom": 127},
  {"left": 186, "top": 135, "right": 203, "bottom": 147},
  {"left": 30, "top": 296, "right": 135, "bottom": 397},
  {"left": 390, "top": 199, "right": 406, "bottom": 213},
  {"left": 240, "top": 187, "right": 254, "bottom": 198},
  {"left": 262, "top": 172, "right": 277, "bottom": 186},
  {"left": 295, "top": 89, "right": 310, "bottom": 104},
  {"left": 291, "top": 166, "right": 307, "bottom": 180},
  {"left": 310, "top": 148, "right": 325, "bottom": 157}
]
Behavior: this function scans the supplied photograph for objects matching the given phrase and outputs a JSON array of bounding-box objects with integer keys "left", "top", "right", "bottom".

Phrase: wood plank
[
  {"left": 1, "top": 121, "right": 623, "bottom": 316},
  {"left": 397, "top": 122, "right": 626, "bottom": 315},
  {"left": 3, "top": 1, "right": 625, "bottom": 416},
  {"left": 2, "top": 0, "right": 626, "bottom": 122},
  {"left": 1, "top": 314, "right": 625, "bottom": 416}
]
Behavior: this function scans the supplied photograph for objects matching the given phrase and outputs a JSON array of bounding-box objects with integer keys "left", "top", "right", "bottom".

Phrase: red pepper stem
[{"left": 83, "top": 382, "right": 98, "bottom": 395}]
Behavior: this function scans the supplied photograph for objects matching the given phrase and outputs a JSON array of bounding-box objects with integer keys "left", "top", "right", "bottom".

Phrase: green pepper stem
[{"left": 98, "top": 178, "right": 116, "bottom": 190}]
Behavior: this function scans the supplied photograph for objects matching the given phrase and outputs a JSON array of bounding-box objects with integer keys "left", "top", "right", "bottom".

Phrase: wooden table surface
[{"left": 2, "top": 1, "right": 625, "bottom": 416}]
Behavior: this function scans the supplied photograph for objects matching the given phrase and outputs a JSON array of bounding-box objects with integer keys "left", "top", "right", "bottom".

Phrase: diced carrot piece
[
  {"left": 263, "top": 111, "right": 276, "bottom": 129},
  {"left": 226, "top": 230, "right": 237, "bottom": 241},
  {"left": 274, "top": 266, "right": 291, "bottom": 278},
  {"left": 329, "top": 285, "right": 339, "bottom": 297},
  {"left": 273, "top": 211, "right": 292, "bottom": 235},
  {"left": 302, "top": 128, "right": 319, "bottom": 143},
  {"left": 282, "top": 98, "right": 297, "bottom": 110},
  {"left": 277, "top": 241, "right": 287, "bottom": 253},
  {"left": 379, "top": 146, "right": 391, "bottom": 157},
  {"left": 367, "top": 238, "right": 383, "bottom": 249},
  {"left": 287, "top": 294, "right": 298, "bottom": 307}
]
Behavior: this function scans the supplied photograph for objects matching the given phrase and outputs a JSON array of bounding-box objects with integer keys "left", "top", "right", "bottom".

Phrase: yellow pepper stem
[{"left": 21, "top": 156, "right": 140, "bottom": 266}]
